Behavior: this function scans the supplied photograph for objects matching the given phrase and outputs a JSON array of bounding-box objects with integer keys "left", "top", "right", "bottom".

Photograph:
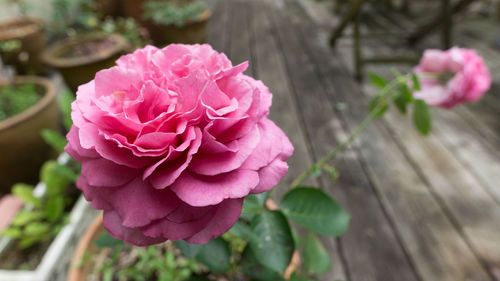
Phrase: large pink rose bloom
[
  {"left": 413, "top": 47, "right": 491, "bottom": 108},
  {"left": 65, "top": 44, "right": 293, "bottom": 246}
]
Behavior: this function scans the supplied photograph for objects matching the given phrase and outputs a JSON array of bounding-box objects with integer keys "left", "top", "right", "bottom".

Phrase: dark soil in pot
[
  {"left": 0, "top": 76, "right": 58, "bottom": 193},
  {"left": 41, "top": 33, "right": 128, "bottom": 92},
  {"left": 0, "top": 18, "right": 47, "bottom": 75}
]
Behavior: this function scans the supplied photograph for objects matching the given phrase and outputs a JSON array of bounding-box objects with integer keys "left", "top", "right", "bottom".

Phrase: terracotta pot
[
  {"left": 148, "top": 9, "right": 212, "bottom": 46},
  {"left": 41, "top": 33, "right": 128, "bottom": 92},
  {"left": 122, "top": 0, "right": 147, "bottom": 24},
  {"left": 0, "top": 76, "right": 58, "bottom": 193},
  {"left": 67, "top": 214, "right": 103, "bottom": 281},
  {"left": 97, "top": 0, "right": 124, "bottom": 18},
  {"left": 0, "top": 18, "right": 46, "bottom": 75}
]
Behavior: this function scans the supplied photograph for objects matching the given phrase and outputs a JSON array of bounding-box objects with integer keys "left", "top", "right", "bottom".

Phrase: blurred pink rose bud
[
  {"left": 66, "top": 44, "right": 294, "bottom": 246},
  {"left": 413, "top": 47, "right": 491, "bottom": 108}
]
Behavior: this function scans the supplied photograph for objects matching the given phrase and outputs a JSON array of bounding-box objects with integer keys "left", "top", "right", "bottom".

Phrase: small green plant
[
  {"left": 101, "top": 17, "right": 150, "bottom": 48},
  {"left": 90, "top": 240, "right": 202, "bottom": 281},
  {"left": 143, "top": 0, "right": 205, "bottom": 27},
  {"left": 0, "top": 82, "right": 40, "bottom": 121},
  {"left": 1, "top": 90, "right": 78, "bottom": 249}
]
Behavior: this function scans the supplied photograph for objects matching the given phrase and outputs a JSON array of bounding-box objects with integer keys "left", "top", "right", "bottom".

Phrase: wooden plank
[
  {"left": 267, "top": 2, "right": 421, "bottom": 281},
  {"left": 247, "top": 2, "right": 346, "bottom": 279},
  {"left": 207, "top": 0, "right": 230, "bottom": 53},
  {"left": 281, "top": 1, "right": 494, "bottom": 281}
]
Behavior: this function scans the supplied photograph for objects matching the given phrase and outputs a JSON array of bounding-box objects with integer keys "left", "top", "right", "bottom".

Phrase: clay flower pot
[
  {"left": 67, "top": 214, "right": 103, "bottom": 281},
  {"left": 0, "top": 18, "right": 46, "bottom": 74},
  {"left": 41, "top": 33, "right": 128, "bottom": 92},
  {"left": 0, "top": 76, "right": 58, "bottom": 193},
  {"left": 148, "top": 9, "right": 212, "bottom": 46}
]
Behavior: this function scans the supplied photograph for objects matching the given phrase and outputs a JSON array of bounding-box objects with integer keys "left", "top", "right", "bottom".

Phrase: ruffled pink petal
[
  {"left": 140, "top": 203, "right": 217, "bottom": 240},
  {"left": 186, "top": 198, "right": 244, "bottom": 244},
  {"left": 170, "top": 170, "right": 259, "bottom": 206},
  {"left": 251, "top": 158, "right": 289, "bottom": 194},
  {"left": 81, "top": 158, "right": 139, "bottom": 187},
  {"left": 188, "top": 125, "right": 260, "bottom": 176},
  {"left": 103, "top": 210, "right": 166, "bottom": 246}
]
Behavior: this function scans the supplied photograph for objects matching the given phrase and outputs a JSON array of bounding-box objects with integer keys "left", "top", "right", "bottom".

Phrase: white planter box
[{"left": 0, "top": 154, "right": 98, "bottom": 281}]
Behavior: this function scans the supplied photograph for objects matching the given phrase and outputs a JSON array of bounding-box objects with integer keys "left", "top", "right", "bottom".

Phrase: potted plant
[
  {"left": 0, "top": 154, "right": 99, "bottom": 281},
  {"left": 0, "top": 91, "right": 99, "bottom": 281},
  {"left": 41, "top": 33, "right": 128, "bottom": 92},
  {"left": 0, "top": 0, "right": 46, "bottom": 74},
  {"left": 0, "top": 76, "right": 58, "bottom": 193},
  {"left": 142, "top": 0, "right": 211, "bottom": 46}
]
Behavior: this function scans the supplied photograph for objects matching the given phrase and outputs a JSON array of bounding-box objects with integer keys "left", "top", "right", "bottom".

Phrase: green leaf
[
  {"left": 249, "top": 210, "right": 294, "bottom": 274},
  {"left": 45, "top": 196, "right": 64, "bottom": 222},
  {"left": 240, "top": 245, "right": 286, "bottom": 281},
  {"left": 303, "top": 233, "right": 331, "bottom": 275},
  {"left": 412, "top": 73, "right": 421, "bottom": 91},
  {"left": 322, "top": 164, "right": 339, "bottom": 182},
  {"left": 368, "top": 73, "right": 387, "bottom": 89},
  {"left": 174, "top": 240, "right": 203, "bottom": 259},
  {"left": 41, "top": 161, "right": 75, "bottom": 196},
  {"left": 11, "top": 210, "right": 44, "bottom": 226},
  {"left": 229, "top": 220, "right": 259, "bottom": 243},
  {"left": 369, "top": 95, "right": 388, "bottom": 117},
  {"left": 394, "top": 84, "right": 414, "bottom": 114},
  {"left": 12, "top": 183, "right": 41, "bottom": 207},
  {"left": 242, "top": 191, "right": 270, "bottom": 220},
  {"left": 59, "top": 90, "right": 75, "bottom": 131},
  {"left": 25, "top": 222, "right": 50, "bottom": 237},
  {"left": 2, "top": 227, "right": 22, "bottom": 238},
  {"left": 94, "top": 231, "right": 124, "bottom": 248},
  {"left": 291, "top": 227, "right": 301, "bottom": 249},
  {"left": 41, "top": 129, "right": 67, "bottom": 153},
  {"left": 281, "top": 187, "right": 350, "bottom": 236},
  {"left": 290, "top": 273, "right": 318, "bottom": 281},
  {"left": 413, "top": 99, "right": 431, "bottom": 135},
  {"left": 195, "top": 237, "right": 230, "bottom": 273}
]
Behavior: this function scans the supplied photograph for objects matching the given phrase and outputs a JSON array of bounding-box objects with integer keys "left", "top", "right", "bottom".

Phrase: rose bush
[
  {"left": 65, "top": 44, "right": 294, "bottom": 246},
  {"left": 413, "top": 47, "right": 491, "bottom": 108}
]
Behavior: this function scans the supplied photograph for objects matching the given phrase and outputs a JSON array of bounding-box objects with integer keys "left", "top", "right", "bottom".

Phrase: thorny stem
[{"left": 289, "top": 76, "right": 408, "bottom": 189}]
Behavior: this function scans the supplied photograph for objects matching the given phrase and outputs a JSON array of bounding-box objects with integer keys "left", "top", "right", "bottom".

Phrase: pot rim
[
  {"left": 0, "top": 76, "right": 56, "bottom": 132},
  {"left": 0, "top": 18, "right": 42, "bottom": 41},
  {"left": 67, "top": 213, "right": 103, "bottom": 281},
  {"left": 41, "top": 33, "right": 128, "bottom": 68}
]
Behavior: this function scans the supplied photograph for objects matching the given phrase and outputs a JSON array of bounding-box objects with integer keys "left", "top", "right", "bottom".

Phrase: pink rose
[
  {"left": 413, "top": 47, "right": 491, "bottom": 108},
  {"left": 65, "top": 44, "right": 293, "bottom": 246}
]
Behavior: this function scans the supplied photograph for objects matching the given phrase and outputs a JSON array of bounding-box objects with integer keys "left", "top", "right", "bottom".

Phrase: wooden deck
[{"left": 207, "top": 0, "right": 500, "bottom": 280}]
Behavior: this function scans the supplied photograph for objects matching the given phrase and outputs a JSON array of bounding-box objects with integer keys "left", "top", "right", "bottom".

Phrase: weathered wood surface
[{"left": 208, "top": 0, "right": 500, "bottom": 280}]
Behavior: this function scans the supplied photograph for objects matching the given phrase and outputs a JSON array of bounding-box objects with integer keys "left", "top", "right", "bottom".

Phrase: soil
[
  {"left": 0, "top": 240, "right": 51, "bottom": 270},
  {"left": 60, "top": 37, "right": 117, "bottom": 59}
]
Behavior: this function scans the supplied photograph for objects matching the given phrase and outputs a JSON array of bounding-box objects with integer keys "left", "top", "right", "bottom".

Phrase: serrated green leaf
[
  {"left": 413, "top": 99, "right": 431, "bottom": 135},
  {"left": 41, "top": 129, "right": 67, "bottom": 153},
  {"left": 281, "top": 187, "right": 350, "bottom": 236},
  {"left": 369, "top": 95, "right": 388, "bottom": 117},
  {"left": 242, "top": 191, "right": 270, "bottom": 220},
  {"left": 195, "top": 237, "right": 230, "bottom": 273},
  {"left": 94, "top": 231, "right": 124, "bottom": 248},
  {"left": 303, "top": 233, "right": 331, "bottom": 275},
  {"left": 412, "top": 73, "right": 421, "bottom": 91},
  {"left": 250, "top": 210, "right": 294, "bottom": 274},
  {"left": 368, "top": 73, "right": 387, "bottom": 89},
  {"left": 240, "top": 245, "right": 286, "bottom": 281},
  {"left": 12, "top": 183, "right": 41, "bottom": 207},
  {"left": 174, "top": 240, "right": 203, "bottom": 258},
  {"left": 45, "top": 196, "right": 64, "bottom": 222},
  {"left": 229, "top": 220, "right": 259, "bottom": 243}
]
